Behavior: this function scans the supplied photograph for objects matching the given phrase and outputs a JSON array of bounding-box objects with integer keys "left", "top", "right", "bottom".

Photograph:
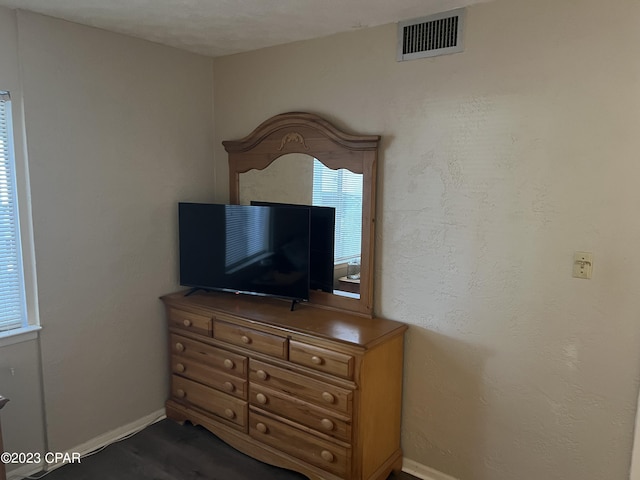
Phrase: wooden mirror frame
[{"left": 223, "top": 112, "right": 379, "bottom": 317}]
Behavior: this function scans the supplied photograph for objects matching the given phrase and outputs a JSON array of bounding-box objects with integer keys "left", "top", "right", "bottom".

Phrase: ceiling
[{"left": 0, "top": 0, "right": 492, "bottom": 57}]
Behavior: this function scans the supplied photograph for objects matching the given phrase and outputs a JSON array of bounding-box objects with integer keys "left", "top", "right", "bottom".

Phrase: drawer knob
[
  {"left": 256, "top": 369, "right": 268, "bottom": 381},
  {"left": 223, "top": 382, "right": 235, "bottom": 392},
  {"left": 224, "top": 408, "right": 236, "bottom": 419},
  {"left": 241, "top": 335, "right": 251, "bottom": 344},
  {"left": 175, "top": 363, "right": 185, "bottom": 373},
  {"left": 321, "top": 391, "right": 335, "bottom": 404},
  {"left": 223, "top": 359, "right": 235, "bottom": 370},
  {"left": 176, "top": 389, "right": 186, "bottom": 398},
  {"left": 256, "top": 422, "right": 268, "bottom": 434},
  {"left": 321, "top": 418, "right": 335, "bottom": 431},
  {"left": 183, "top": 319, "right": 192, "bottom": 327},
  {"left": 256, "top": 393, "right": 267, "bottom": 404},
  {"left": 175, "top": 342, "right": 185, "bottom": 352},
  {"left": 311, "top": 355, "right": 323, "bottom": 365},
  {"left": 321, "top": 450, "right": 335, "bottom": 463}
]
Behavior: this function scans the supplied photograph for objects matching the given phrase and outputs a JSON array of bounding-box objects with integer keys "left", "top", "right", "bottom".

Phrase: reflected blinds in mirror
[
  {"left": 225, "top": 206, "right": 270, "bottom": 269},
  {"left": 312, "top": 159, "right": 362, "bottom": 263}
]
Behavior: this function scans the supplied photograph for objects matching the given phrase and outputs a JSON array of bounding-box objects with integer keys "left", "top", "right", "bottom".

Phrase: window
[
  {"left": 312, "top": 159, "right": 362, "bottom": 264},
  {"left": 0, "top": 91, "right": 27, "bottom": 333}
]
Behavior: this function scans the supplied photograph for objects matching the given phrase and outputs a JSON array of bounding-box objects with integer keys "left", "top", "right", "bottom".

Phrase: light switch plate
[{"left": 573, "top": 251, "right": 593, "bottom": 279}]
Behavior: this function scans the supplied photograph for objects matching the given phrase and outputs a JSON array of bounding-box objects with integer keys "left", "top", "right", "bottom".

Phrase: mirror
[
  {"left": 238, "top": 153, "right": 363, "bottom": 299},
  {"left": 224, "top": 112, "right": 379, "bottom": 316}
]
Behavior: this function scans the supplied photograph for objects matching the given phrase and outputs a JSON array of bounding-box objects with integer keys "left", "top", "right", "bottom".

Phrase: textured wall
[
  {"left": 16, "top": 11, "right": 215, "bottom": 452},
  {"left": 213, "top": 0, "right": 640, "bottom": 478}
]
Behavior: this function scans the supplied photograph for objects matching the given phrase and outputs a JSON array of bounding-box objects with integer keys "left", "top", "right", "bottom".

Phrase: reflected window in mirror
[{"left": 312, "top": 159, "right": 362, "bottom": 266}]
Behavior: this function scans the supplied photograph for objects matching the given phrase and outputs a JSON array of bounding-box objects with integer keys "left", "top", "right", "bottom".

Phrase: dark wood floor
[{"left": 34, "top": 420, "right": 417, "bottom": 480}]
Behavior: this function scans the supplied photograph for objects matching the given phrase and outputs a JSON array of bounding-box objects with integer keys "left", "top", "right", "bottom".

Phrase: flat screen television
[
  {"left": 179, "top": 203, "right": 311, "bottom": 301},
  {"left": 251, "top": 201, "right": 335, "bottom": 293}
]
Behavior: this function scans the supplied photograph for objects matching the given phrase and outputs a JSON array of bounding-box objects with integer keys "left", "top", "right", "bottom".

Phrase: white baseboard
[
  {"left": 58, "top": 409, "right": 166, "bottom": 460},
  {"left": 7, "top": 408, "right": 165, "bottom": 480},
  {"left": 403, "top": 457, "right": 459, "bottom": 480}
]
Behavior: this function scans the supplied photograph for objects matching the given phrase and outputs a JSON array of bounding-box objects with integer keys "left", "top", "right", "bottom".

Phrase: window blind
[
  {"left": 0, "top": 91, "right": 26, "bottom": 332},
  {"left": 225, "top": 206, "right": 270, "bottom": 270},
  {"left": 312, "top": 159, "right": 362, "bottom": 263}
]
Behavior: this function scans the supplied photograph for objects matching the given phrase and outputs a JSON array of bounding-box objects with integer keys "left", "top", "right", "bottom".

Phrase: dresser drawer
[
  {"left": 250, "top": 409, "right": 350, "bottom": 478},
  {"left": 170, "top": 334, "right": 247, "bottom": 378},
  {"left": 171, "top": 376, "right": 247, "bottom": 429},
  {"left": 250, "top": 384, "right": 351, "bottom": 443},
  {"left": 214, "top": 320, "right": 287, "bottom": 359},
  {"left": 168, "top": 307, "right": 212, "bottom": 336},
  {"left": 250, "top": 360, "right": 352, "bottom": 415},
  {"left": 172, "top": 356, "right": 247, "bottom": 400},
  {"left": 289, "top": 341, "right": 354, "bottom": 379}
]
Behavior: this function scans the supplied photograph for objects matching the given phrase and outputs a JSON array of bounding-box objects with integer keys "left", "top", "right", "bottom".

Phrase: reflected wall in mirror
[
  {"left": 239, "top": 153, "right": 313, "bottom": 206},
  {"left": 224, "top": 112, "right": 379, "bottom": 316},
  {"left": 239, "top": 153, "right": 363, "bottom": 299}
]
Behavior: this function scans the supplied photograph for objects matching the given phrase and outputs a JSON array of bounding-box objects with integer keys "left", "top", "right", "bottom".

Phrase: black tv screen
[
  {"left": 179, "top": 203, "right": 311, "bottom": 301},
  {"left": 251, "top": 201, "right": 335, "bottom": 293}
]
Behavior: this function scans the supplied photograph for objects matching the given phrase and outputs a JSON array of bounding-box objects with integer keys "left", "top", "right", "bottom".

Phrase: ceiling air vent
[{"left": 397, "top": 8, "right": 465, "bottom": 61}]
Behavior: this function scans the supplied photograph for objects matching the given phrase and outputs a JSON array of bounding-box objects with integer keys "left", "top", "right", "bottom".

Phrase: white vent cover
[{"left": 397, "top": 8, "right": 465, "bottom": 61}]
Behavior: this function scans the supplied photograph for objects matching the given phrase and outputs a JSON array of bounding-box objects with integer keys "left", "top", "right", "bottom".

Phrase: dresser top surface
[{"left": 161, "top": 290, "right": 406, "bottom": 349}]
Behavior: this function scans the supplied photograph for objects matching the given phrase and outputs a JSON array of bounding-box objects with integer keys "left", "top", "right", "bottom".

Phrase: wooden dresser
[{"left": 162, "top": 290, "right": 407, "bottom": 480}]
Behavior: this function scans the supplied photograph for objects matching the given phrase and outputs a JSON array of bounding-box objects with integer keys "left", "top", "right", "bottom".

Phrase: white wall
[
  {"left": 0, "top": 340, "right": 46, "bottom": 474},
  {"left": 212, "top": 0, "right": 640, "bottom": 478},
  {"left": 10, "top": 10, "right": 215, "bottom": 454}
]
